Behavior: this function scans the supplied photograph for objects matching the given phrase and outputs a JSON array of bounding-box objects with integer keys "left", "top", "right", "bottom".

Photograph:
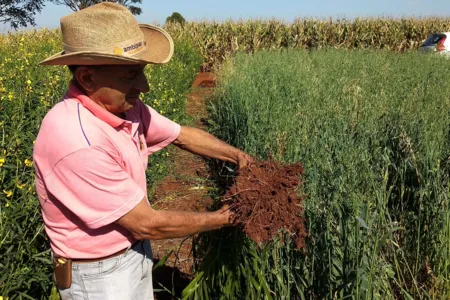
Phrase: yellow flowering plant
[
  {"left": 0, "top": 30, "right": 202, "bottom": 299},
  {"left": 24, "top": 158, "right": 32, "bottom": 167}
]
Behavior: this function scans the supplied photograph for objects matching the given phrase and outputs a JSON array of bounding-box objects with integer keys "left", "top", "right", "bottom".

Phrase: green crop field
[
  {"left": 1, "top": 21, "right": 450, "bottom": 299},
  {"left": 186, "top": 49, "right": 450, "bottom": 299},
  {"left": 166, "top": 17, "right": 450, "bottom": 70}
]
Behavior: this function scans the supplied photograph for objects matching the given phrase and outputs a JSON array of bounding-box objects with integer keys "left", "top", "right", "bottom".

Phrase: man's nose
[{"left": 134, "top": 71, "right": 150, "bottom": 94}]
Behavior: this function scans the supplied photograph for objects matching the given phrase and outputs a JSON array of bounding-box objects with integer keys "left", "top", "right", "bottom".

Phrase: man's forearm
[
  {"left": 173, "top": 126, "right": 243, "bottom": 165},
  {"left": 138, "top": 209, "right": 228, "bottom": 240}
]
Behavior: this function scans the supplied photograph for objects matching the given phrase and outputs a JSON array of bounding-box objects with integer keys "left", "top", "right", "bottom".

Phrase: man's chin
[
  {"left": 121, "top": 98, "right": 137, "bottom": 110},
  {"left": 126, "top": 98, "right": 138, "bottom": 105}
]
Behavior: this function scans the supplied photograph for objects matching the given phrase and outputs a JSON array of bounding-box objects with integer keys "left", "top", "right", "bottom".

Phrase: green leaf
[{"left": 152, "top": 249, "right": 174, "bottom": 270}]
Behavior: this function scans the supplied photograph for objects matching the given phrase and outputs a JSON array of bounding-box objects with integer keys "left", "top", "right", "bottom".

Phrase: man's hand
[
  {"left": 236, "top": 152, "right": 254, "bottom": 171},
  {"left": 217, "top": 203, "right": 232, "bottom": 224}
]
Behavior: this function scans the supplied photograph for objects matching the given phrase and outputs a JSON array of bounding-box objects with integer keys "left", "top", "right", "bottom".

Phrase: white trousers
[{"left": 58, "top": 240, "right": 154, "bottom": 300}]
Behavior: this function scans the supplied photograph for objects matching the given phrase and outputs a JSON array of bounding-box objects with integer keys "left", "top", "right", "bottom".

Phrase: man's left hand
[{"left": 236, "top": 152, "right": 254, "bottom": 170}]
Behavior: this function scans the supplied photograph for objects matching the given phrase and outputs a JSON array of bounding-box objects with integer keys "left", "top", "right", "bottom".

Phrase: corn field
[{"left": 165, "top": 17, "right": 450, "bottom": 70}]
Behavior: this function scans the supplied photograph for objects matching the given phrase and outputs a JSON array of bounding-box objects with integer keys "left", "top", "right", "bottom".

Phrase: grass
[{"left": 186, "top": 49, "right": 450, "bottom": 299}]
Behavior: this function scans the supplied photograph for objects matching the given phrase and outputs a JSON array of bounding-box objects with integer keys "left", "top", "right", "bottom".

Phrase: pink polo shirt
[{"left": 33, "top": 82, "right": 180, "bottom": 259}]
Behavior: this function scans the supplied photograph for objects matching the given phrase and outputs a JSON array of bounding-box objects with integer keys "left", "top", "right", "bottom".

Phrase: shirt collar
[{"left": 66, "top": 81, "right": 127, "bottom": 128}]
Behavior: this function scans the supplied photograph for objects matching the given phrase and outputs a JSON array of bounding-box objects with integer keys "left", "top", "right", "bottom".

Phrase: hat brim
[{"left": 40, "top": 24, "right": 174, "bottom": 66}]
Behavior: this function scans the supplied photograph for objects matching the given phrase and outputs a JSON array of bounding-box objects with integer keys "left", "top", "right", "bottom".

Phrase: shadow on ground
[{"left": 153, "top": 261, "right": 193, "bottom": 300}]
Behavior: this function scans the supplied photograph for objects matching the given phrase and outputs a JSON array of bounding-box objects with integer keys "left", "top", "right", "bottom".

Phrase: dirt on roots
[{"left": 223, "top": 159, "right": 307, "bottom": 249}]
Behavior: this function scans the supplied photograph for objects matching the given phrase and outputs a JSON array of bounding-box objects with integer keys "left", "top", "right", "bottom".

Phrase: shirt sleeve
[
  {"left": 137, "top": 100, "right": 181, "bottom": 155},
  {"left": 44, "top": 146, "right": 145, "bottom": 229}
]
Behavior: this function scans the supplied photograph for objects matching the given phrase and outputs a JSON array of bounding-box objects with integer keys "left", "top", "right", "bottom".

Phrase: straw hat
[{"left": 40, "top": 2, "right": 174, "bottom": 66}]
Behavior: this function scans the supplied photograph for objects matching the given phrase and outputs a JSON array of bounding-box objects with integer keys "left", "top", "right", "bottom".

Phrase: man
[{"left": 33, "top": 3, "right": 250, "bottom": 299}]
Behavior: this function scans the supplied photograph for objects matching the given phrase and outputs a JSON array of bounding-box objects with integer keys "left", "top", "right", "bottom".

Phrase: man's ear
[{"left": 74, "top": 66, "right": 97, "bottom": 92}]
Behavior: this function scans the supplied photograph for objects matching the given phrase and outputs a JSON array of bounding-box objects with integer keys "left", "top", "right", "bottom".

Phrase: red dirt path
[{"left": 151, "top": 72, "right": 216, "bottom": 298}]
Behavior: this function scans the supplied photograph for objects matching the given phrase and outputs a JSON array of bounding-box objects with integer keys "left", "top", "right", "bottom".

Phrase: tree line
[{"left": 0, "top": 0, "right": 185, "bottom": 30}]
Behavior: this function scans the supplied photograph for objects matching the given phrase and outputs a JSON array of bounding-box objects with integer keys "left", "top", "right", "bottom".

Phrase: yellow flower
[
  {"left": 3, "top": 190, "right": 12, "bottom": 198},
  {"left": 16, "top": 183, "right": 26, "bottom": 189},
  {"left": 26, "top": 79, "right": 31, "bottom": 85},
  {"left": 24, "top": 158, "right": 33, "bottom": 167},
  {"left": 5, "top": 202, "right": 9, "bottom": 208},
  {"left": 0, "top": 157, "right": 4, "bottom": 167}
]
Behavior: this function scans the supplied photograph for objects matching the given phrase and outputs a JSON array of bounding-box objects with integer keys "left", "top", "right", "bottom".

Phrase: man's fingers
[
  {"left": 218, "top": 203, "right": 239, "bottom": 226},
  {"left": 237, "top": 152, "right": 254, "bottom": 170}
]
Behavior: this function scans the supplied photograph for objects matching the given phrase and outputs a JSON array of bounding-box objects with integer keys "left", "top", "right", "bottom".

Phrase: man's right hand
[{"left": 216, "top": 203, "right": 237, "bottom": 226}]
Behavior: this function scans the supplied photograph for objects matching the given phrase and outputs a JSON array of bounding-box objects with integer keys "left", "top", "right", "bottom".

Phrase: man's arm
[
  {"left": 115, "top": 198, "right": 230, "bottom": 240},
  {"left": 172, "top": 126, "right": 252, "bottom": 169}
]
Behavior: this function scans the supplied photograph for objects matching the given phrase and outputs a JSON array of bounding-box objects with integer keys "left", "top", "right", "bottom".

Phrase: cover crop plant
[{"left": 185, "top": 49, "right": 450, "bottom": 299}]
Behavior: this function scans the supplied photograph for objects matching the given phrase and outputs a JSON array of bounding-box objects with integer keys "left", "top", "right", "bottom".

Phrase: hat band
[{"left": 63, "top": 37, "right": 147, "bottom": 58}]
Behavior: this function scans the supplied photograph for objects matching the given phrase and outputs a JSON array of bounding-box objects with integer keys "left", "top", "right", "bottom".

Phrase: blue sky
[{"left": 10, "top": 0, "right": 450, "bottom": 31}]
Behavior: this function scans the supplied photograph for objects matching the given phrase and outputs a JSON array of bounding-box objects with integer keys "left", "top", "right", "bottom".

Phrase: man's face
[{"left": 89, "top": 64, "right": 150, "bottom": 116}]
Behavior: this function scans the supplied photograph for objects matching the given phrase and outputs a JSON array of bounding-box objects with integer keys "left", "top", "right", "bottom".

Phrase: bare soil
[{"left": 151, "top": 72, "right": 216, "bottom": 299}]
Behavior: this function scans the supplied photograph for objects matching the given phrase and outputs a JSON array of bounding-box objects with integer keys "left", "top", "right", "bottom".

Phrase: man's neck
[{"left": 71, "top": 79, "right": 126, "bottom": 120}]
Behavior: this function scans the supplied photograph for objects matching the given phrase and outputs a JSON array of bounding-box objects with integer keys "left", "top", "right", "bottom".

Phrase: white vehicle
[{"left": 419, "top": 32, "right": 450, "bottom": 54}]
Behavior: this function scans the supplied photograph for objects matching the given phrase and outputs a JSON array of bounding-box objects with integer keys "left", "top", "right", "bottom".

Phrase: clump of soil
[{"left": 223, "top": 159, "right": 307, "bottom": 249}]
